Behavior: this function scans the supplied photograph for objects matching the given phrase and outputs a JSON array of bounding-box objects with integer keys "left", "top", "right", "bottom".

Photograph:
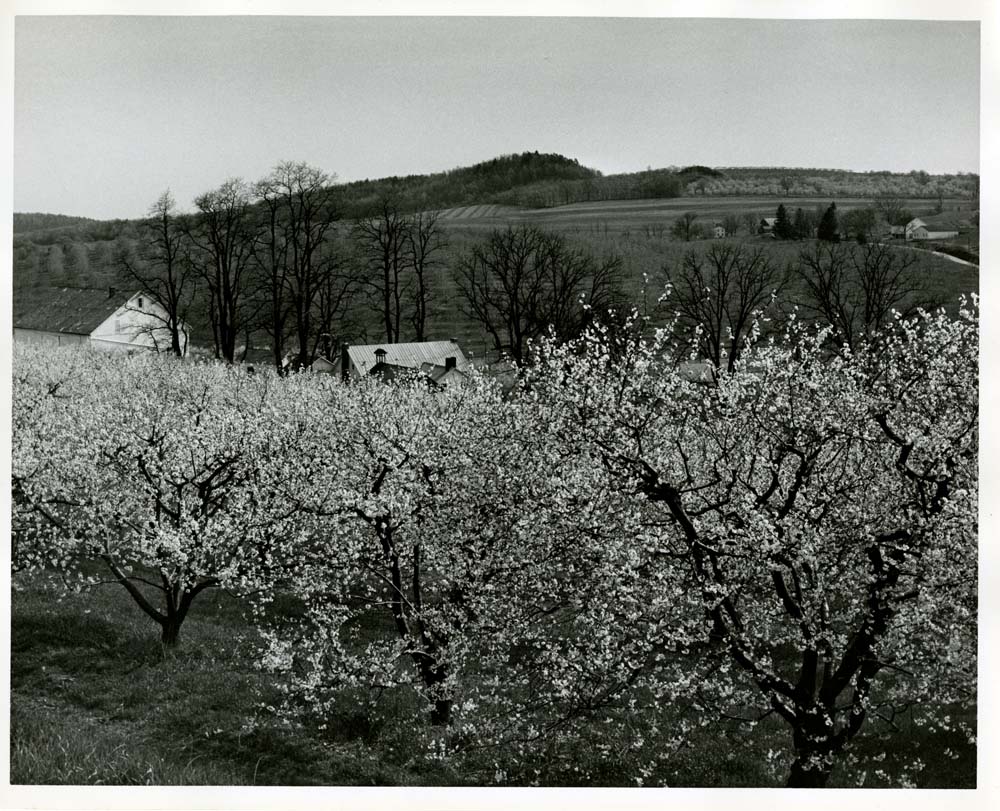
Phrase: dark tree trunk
[
  {"left": 430, "top": 697, "right": 452, "bottom": 727},
  {"left": 786, "top": 715, "right": 836, "bottom": 787},
  {"left": 786, "top": 752, "right": 834, "bottom": 788},
  {"left": 413, "top": 653, "right": 452, "bottom": 726},
  {"left": 160, "top": 617, "right": 182, "bottom": 647}
]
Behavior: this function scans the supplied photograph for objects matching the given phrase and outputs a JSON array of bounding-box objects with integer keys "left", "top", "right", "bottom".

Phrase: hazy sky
[{"left": 14, "top": 15, "right": 981, "bottom": 220}]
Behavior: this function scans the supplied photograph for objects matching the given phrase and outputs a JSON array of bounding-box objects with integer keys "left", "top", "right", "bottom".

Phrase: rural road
[
  {"left": 882, "top": 242, "right": 979, "bottom": 269},
  {"left": 925, "top": 250, "right": 979, "bottom": 268}
]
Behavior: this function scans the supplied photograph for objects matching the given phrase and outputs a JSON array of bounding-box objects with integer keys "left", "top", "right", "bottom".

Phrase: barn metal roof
[
  {"left": 13, "top": 287, "right": 123, "bottom": 336},
  {"left": 345, "top": 340, "right": 468, "bottom": 375}
]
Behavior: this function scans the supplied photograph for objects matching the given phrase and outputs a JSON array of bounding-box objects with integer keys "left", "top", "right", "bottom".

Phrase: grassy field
[
  {"left": 10, "top": 569, "right": 976, "bottom": 788},
  {"left": 415, "top": 212, "right": 980, "bottom": 356},
  {"left": 12, "top": 194, "right": 977, "bottom": 361},
  {"left": 434, "top": 195, "right": 972, "bottom": 232}
]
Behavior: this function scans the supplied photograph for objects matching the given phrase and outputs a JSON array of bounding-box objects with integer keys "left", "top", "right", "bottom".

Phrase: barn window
[
  {"left": 138, "top": 297, "right": 144, "bottom": 309},
  {"left": 115, "top": 319, "right": 122, "bottom": 334}
]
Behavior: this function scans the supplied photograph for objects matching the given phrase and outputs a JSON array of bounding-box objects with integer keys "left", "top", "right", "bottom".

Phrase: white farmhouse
[
  {"left": 13, "top": 287, "right": 190, "bottom": 355},
  {"left": 904, "top": 217, "right": 960, "bottom": 241}
]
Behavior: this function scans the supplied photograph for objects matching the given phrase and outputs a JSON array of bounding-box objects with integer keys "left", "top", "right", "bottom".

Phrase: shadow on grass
[{"left": 10, "top": 607, "right": 167, "bottom": 685}]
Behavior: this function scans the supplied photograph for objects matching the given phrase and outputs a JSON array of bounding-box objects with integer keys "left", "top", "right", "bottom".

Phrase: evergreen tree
[
  {"left": 774, "top": 204, "right": 793, "bottom": 239},
  {"left": 817, "top": 202, "right": 840, "bottom": 242}
]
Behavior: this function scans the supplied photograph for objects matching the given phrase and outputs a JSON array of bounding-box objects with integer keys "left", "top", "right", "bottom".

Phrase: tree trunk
[
  {"left": 160, "top": 617, "right": 182, "bottom": 647},
  {"left": 786, "top": 752, "right": 833, "bottom": 788},
  {"left": 786, "top": 718, "right": 836, "bottom": 787},
  {"left": 430, "top": 697, "right": 452, "bottom": 726},
  {"left": 415, "top": 653, "right": 452, "bottom": 726}
]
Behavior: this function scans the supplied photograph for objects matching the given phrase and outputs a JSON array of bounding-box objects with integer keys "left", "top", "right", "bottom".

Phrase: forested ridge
[{"left": 15, "top": 152, "right": 978, "bottom": 238}]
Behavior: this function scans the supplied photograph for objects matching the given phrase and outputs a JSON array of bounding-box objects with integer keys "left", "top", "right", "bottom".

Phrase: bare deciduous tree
[
  {"left": 254, "top": 162, "right": 351, "bottom": 370},
  {"left": 120, "top": 190, "right": 197, "bottom": 357},
  {"left": 406, "top": 210, "right": 446, "bottom": 342},
  {"left": 671, "top": 211, "right": 700, "bottom": 241},
  {"left": 354, "top": 195, "right": 410, "bottom": 344},
  {"left": 793, "top": 241, "right": 939, "bottom": 350},
  {"left": 661, "top": 242, "right": 789, "bottom": 372},
  {"left": 742, "top": 211, "right": 761, "bottom": 236},
  {"left": 721, "top": 214, "right": 741, "bottom": 238},
  {"left": 455, "top": 225, "right": 623, "bottom": 365},
  {"left": 186, "top": 178, "right": 258, "bottom": 362}
]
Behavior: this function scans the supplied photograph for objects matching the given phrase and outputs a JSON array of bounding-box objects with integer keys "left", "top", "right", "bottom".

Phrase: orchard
[{"left": 11, "top": 297, "right": 977, "bottom": 787}]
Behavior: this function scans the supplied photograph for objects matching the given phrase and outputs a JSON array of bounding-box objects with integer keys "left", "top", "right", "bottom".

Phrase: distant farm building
[
  {"left": 759, "top": 217, "right": 777, "bottom": 234},
  {"left": 310, "top": 355, "right": 337, "bottom": 374},
  {"left": 13, "top": 287, "right": 190, "bottom": 355},
  {"left": 712, "top": 224, "right": 726, "bottom": 239},
  {"left": 904, "top": 217, "right": 960, "bottom": 241},
  {"left": 335, "top": 340, "right": 469, "bottom": 384}
]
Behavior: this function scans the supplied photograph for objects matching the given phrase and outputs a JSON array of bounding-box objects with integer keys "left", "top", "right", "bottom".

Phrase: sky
[{"left": 13, "top": 14, "right": 981, "bottom": 220}]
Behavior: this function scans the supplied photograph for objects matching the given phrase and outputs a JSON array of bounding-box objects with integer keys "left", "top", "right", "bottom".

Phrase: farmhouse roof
[
  {"left": 918, "top": 213, "right": 963, "bottom": 231},
  {"left": 345, "top": 340, "right": 468, "bottom": 375},
  {"left": 13, "top": 286, "right": 123, "bottom": 335}
]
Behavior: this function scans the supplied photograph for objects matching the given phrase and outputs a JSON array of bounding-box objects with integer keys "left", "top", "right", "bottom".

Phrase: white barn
[
  {"left": 13, "top": 287, "right": 190, "bottom": 355},
  {"left": 904, "top": 217, "right": 960, "bottom": 241}
]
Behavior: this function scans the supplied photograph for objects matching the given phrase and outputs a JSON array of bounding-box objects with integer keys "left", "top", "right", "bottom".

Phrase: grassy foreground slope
[{"left": 11, "top": 569, "right": 975, "bottom": 787}]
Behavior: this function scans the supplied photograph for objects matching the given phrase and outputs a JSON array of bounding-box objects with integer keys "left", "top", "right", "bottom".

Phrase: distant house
[
  {"left": 335, "top": 340, "right": 468, "bottom": 382},
  {"left": 13, "top": 287, "right": 190, "bottom": 355},
  {"left": 712, "top": 224, "right": 726, "bottom": 239},
  {"left": 889, "top": 225, "right": 906, "bottom": 239},
  {"left": 759, "top": 217, "right": 777, "bottom": 234},
  {"left": 905, "top": 217, "right": 960, "bottom": 241},
  {"left": 468, "top": 355, "right": 519, "bottom": 398},
  {"left": 420, "top": 358, "right": 468, "bottom": 388},
  {"left": 310, "top": 355, "right": 337, "bottom": 374}
]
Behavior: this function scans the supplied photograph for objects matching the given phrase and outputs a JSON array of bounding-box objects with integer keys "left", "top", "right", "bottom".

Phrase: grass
[
  {"left": 417, "top": 226, "right": 979, "bottom": 356},
  {"left": 10, "top": 569, "right": 977, "bottom": 787},
  {"left": 437, "top": 196, "right": 972, "bottom": 231},
  {"left": 9, "top": 575, "right": 434, "bottom": 786}
]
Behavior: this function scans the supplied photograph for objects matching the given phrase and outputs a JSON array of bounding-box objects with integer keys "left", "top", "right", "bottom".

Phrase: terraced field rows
[
  {"left": 435, "top": 204, "right": 524, "bottom": 220},
  {"left": 435, "top": 196, "right": 971, "bottom": 232}
]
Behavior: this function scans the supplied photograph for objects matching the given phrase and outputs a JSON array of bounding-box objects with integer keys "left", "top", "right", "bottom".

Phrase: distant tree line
[
  {"left": 693, "top": 168, "right": 978, "bottom": 200},
  {"left": 102, "top": 162, "right": 627, "bottom": 373}
]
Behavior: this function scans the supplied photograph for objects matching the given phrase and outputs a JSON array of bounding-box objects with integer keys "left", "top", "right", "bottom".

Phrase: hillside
[
  {"left": 14, "top": 155, "right": 978, "bottom": 240},
  {"left": 14, "top": 212, "right": 101, "bottom": 234},
  {"left": 12, "top": 152, "right": 979, "bottom": 357},
  {"left": 338, "top": 151, "right": 603, "bottom": 215}
]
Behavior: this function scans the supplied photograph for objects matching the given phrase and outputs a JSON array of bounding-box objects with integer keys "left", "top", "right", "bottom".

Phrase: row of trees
[
  {"left": 669, "top": 206, "right": 827, "bottom": 242},
  {"left": 658, "top": 240, "right": 935, "bottom": 373},
  {"left": 124, "top": 167, "right": 346, "bottom": 367},
  {"left": 763, "top": 199, "right": 930, "bottom": 244},
  {"left": 693, "top": 169, "right": 978, "bottom": 200},
  {"left": 12, "top": 294, "right": 977, "bottom": 786},
  {"left": 125, "top": 164, "right": 625, "bottom": 371},
  {"left": 669, "top": 191, "right": 964, "bottom": 246},
  {"left": 125, "top": 165, "right": 375, "bottom": 369}
]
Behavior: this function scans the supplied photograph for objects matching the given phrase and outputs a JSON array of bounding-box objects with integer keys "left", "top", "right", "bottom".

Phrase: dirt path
[
  {"left": 924, "top": 250, "right": 978, "bottom": 268},
  {"left": 878, "top": 242, "right": 979, "bottom": 269}
]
